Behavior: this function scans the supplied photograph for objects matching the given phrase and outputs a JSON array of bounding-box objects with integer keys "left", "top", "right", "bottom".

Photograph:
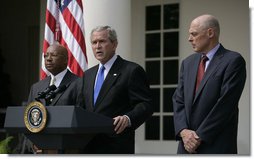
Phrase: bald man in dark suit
[
  {"left": 27, "top": 43, "right": 79, "bottom": 106},
  {"left": 173, "top": 14, "right": 246, "bottom": 154},
  {"left": 24, "top": 43, "right": 80, "bottom": 154}
]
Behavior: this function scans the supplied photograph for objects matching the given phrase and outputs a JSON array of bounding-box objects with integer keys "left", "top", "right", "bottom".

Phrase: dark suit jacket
[
  {"left": 77, "top": 55, "right": 153, "bottom": 154},
  {"left": 173, "top": 45, "right": 246, "bottom": 154},
  {"left": 27, "top": 70, "right": 79, "bottom": 106}
]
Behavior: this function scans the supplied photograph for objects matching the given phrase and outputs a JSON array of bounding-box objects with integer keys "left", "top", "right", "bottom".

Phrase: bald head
[
  {"left": 191, "top": 14, "right": 220, "bottom": 38},
  {"left": 47, "top": 43, "right": 68, "bottom": 60},
  {"left": 188, "top": 14, "right": 220, "bottom": 54},
  {"left": 44, "top": 43, "right": 68, "bottom": 75}
]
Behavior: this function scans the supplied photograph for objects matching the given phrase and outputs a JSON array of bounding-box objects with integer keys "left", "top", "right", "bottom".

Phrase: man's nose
[
  {"left": 45, "top": 56, "right": 53, "bottom": 61},
  {"left": 96, "top": 42, "right": 102, "bottom": 48}
]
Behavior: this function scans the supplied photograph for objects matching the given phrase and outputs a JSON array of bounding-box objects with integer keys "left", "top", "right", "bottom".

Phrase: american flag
[{"left": 41, "top": 0, "right": 88, "bottom": 79}]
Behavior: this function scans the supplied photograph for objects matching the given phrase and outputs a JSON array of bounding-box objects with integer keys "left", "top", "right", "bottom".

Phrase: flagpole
[{"left": 55, "top": 0, "right": 61, "bottom": 42}]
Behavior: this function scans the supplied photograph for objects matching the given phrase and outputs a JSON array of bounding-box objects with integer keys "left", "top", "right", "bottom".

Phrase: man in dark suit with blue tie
[
  {"left": 173, "top": 14, "right": 246, "bottom": 154},
  {"left": 78, "top": 26, "right": 153, "bottom": 154}
]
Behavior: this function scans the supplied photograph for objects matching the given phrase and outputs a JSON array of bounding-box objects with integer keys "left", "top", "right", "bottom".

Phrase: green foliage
[{"left": 0, "top": 136, "right": 14, "bottom": 154}]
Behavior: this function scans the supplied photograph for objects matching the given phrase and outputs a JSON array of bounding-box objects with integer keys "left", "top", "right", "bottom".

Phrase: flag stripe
[
  {"left": 45, "top": 10, "right": 56, "bottom": 35},
  {"left": 67, "top": 0, "right": 84, "bottom": 30},
  {"left": 47, "top": 0, "right": 58, "bottom": 19},
  {"left": 61, "top": 40, "right": 84, "bottom": 76},
  {"left": 76, "top": 0, "right": 83, "bottom": 12},
  {"left": 59, "top": 12, "right": 87, "bottom": 71},
  {"left": 43, "top": 25, "right": 54, "bottom": 50},
  {"left": 62, "top": 8, "right": 88, "bottom": 63}
]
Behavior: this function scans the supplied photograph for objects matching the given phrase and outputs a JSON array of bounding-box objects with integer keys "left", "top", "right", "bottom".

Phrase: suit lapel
[
  {"left": 87, "top": 66, "right": 98, "bottom": 111},
  {"left": 193, "top": 46, "right": 224, "bottom": 103},
  {"left": 38, "top": 76, "right": 51, "bottom": 106},
  {"left": 185, "top": 54, "right": 200, "bottom": 119},
  {"left": 187, "top": 55, "right": 200, "bottom": 101},
  {"left": 50, "top": 70, "right": 73, "bottom": 105},
  {"left": 59, "top": 70, "right": 73, "bottom": 86}
]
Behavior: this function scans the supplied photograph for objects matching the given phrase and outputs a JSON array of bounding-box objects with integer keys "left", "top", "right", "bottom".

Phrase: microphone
[
  {"left": 45, "top": 85, "right": 67, "bottom": 101},
  {"left": 35, "top": 85, "right": 57, "bottom": 101}
]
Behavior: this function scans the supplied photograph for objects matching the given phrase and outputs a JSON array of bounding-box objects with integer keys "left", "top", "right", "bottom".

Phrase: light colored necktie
[
  {"left": 94, "top": 66, "right": 105, "bottom": 105},
  {"left": 50, "top": 76, "right": 56, "bottom": 86},
  {"left": 48, "top": 76, "right": 56, "bottom": 103}
]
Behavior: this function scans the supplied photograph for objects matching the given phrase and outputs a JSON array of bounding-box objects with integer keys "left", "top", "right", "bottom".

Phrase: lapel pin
[{"left": 113, "top": 73, "right": 117, "bottom": 76}]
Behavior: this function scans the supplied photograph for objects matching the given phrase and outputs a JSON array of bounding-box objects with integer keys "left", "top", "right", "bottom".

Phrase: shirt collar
[
  {"left": 99, "top": 54, "right": 117, "bottom": 71},
  {"left": 206, "top": 43, "right": 220, "bottom": 61},
  {"left": 50, "top": 69, "right": 68, "bottom": 87}
]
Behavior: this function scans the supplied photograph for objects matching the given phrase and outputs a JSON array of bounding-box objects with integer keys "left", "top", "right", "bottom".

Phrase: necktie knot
[
  {"left": 201, "top": 55, "right": 209, "bottom": 63},
  {"left": 199, "top": 55, "right": 209, "bottom": 71},
  {"left": 50, "top": 76, "right": 56, "bottom": 86},
  {"left": 100, "top": 65, "right": 105, "bottom": 72}
]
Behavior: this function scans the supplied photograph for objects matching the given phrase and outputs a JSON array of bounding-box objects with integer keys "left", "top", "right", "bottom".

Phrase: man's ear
[
  {"left": 113, "top": 41, "right": 118, "bottom": 50},
  {"left": 207, "top": 28, "right": 215, "bottom": 38}
]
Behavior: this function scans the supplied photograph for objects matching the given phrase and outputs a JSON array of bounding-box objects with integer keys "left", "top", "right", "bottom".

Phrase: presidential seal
[{"left": 24, "top": 101, "right": 47, "bottom": 133}]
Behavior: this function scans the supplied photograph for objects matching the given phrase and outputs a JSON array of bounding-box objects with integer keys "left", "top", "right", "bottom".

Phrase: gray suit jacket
[
  {"left": 173, "top": 45, "right": 246, "bottom": 154},
  {"left": 27, "top": 70, "right": 79, "bottom": 106}
]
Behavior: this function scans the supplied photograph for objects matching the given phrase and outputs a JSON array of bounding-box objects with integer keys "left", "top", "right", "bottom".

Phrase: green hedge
[{"left": 0, "top": 136, "right": 14, "bottom": 154}]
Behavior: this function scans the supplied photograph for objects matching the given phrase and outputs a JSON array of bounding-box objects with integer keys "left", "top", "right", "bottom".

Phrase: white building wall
[
  {"left": 132, "top": 0, "right": 250, "bottom": 155},
  {"left": 82, "top": 0, "right": 131, "bottom": 68}
]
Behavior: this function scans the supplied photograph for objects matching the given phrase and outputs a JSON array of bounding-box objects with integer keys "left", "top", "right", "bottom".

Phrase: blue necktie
[{"left": 94, "top": 65, "right": 105, "bottom": 105}]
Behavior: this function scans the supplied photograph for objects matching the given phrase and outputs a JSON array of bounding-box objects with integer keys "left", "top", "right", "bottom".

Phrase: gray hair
[{"left": 90, "top": 26, "right": 118, "bottom": 42}]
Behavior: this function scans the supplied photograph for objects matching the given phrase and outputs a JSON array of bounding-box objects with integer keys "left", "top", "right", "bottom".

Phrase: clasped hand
[{"left": 180, "top": 129, "right": 201, "bottom": 153}]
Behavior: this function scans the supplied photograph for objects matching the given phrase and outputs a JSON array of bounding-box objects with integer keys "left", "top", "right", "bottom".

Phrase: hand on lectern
[
  {"left": 33, "top": 144, "right": 42, "bottom": 154},
  {"left": 113, "top": 115, "right": 129, "bottom": 134}
]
